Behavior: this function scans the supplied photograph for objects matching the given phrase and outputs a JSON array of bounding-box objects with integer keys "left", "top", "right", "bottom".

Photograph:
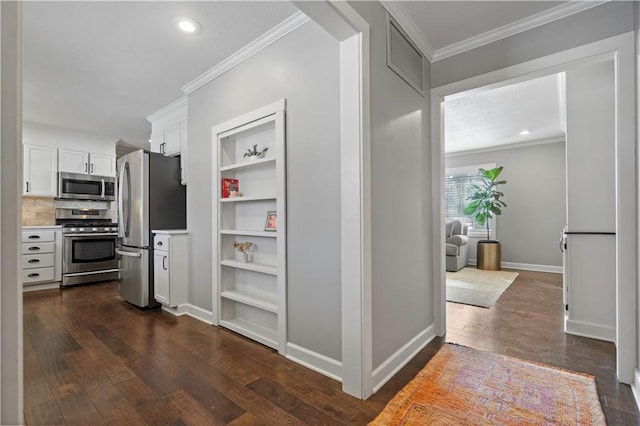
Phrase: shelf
[
  {"left": 220, "top": 195, "right": 276, "bottom": 203},
  {"left": 221, "top": 157, "right": 275, "bottom": 172},
  {"left": 221, "top": 290, "right": 277, "bottom": 313},
  {"left": 219, "top": 318, "right": 278, "bottom": 349},
  {"left": 220, "top": 260, "right": 277, "bottom": 275},
  {"left": 220, "top": 229, "right": 276, "bottom": 238}
]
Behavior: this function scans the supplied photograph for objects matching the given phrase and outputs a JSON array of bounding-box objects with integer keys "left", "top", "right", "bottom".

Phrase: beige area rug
[{"left": 446, "top": 267, "right": 519, "bottom": 308}]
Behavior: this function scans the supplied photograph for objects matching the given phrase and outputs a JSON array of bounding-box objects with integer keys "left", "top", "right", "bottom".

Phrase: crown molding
[
  {"left": 433, "top": 1, "right": 610, "bottom": 62},
  {"left": 445, "top": 136, "right": 565, "bottom": 157},
  {"left": 380, "top": 1, "right": 434, "bottom": 61},
  {"left": 182, "top": 11, "right": 310, "bottom": 95},
  {"left": 146, "top": 96, "right": 187, "bottom": 122}
]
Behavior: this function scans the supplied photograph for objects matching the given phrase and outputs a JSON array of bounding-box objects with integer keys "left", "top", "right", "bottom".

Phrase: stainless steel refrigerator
[{"left": 116, "top": 150, "right": 186, "bottom": 308}]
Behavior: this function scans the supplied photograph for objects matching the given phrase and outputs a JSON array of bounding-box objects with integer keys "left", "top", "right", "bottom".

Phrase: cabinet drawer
[
  {"left": 22, "top": 230, "right": 56, "bottom": 243},
  {"left": 22, "top": 253, "right": 55, "bottom": 269},
  {"left": 22, "top": 242, "right": 55, "bottom": 254},
  {"left": 22, "top": 267, "right": 55, "bottom": 284},
  {"left": 154, "top": 235, "right": 170, "bottom": 251}
]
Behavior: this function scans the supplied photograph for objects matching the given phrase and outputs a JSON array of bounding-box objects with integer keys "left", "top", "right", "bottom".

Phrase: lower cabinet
[
  {"left": 22, "top": 227, "right": 62, "bottom": 290},
  {"left": 152, "top": 230, "right": 188, "bottom": 308}
]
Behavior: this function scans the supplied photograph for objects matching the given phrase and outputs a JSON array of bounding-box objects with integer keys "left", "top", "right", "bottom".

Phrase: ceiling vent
[{"left": 386, "top": 15, "right": 425, "bottom": 96}]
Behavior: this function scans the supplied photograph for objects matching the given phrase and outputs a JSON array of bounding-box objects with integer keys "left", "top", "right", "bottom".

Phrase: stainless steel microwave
[{"left": 58, "top": 172, "right": 116, "bottom": 201}]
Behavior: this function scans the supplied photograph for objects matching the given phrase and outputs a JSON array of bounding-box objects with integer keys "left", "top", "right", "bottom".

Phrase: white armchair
[{"left": 445, "top": 220, "right": 469, "bottom": 272}]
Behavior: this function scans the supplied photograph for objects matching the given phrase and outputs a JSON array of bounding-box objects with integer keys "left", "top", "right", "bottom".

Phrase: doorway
[{"left": 431, "top": 32, "right": 636, "bottom": 383}]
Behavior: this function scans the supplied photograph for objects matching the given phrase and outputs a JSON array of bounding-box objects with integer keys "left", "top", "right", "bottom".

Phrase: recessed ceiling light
[
  {"left": 519, "top": 129, "right": 531, "bottom": 135},
  {"left": 172, "top": 17, "right": 201, "bottom": 35}
]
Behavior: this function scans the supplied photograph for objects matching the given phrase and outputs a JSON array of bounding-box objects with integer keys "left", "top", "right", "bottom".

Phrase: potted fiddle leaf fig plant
[{"left": 463, "top": 166, "right": 507, "bottom": 270}]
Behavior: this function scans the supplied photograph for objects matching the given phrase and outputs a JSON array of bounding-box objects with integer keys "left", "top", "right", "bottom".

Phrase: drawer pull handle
[
  {"left": 28, "top": 259, "right": 40, "bottom": 263},
  {"left": 157, "top": 241, "right": 163, "bottom": 246},
  {"left": 28, "top": 235, "right": 41, "bottom": 239},
  {"left": 28, "top": 247, "right": 41, "bottom": 251},
  {"left": 27, "top": 273, "right": 40, "bottom": 278}
]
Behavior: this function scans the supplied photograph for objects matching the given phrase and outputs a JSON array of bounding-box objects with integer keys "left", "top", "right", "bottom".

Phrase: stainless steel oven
[{"left": 56, "top": 208, "right": 120, "bottom": 286}]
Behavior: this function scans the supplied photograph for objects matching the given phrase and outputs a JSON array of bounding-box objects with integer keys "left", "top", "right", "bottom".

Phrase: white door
[
  {"left": 564, "top": 60, "right": 616, "bottom": 342},
  {"left": 23, "top": 144, "right": 58, "bottom": 196},
  {"left": 59, "top": 149, "right": 89, "bottom": 174},
  {"left": 90, "top": 153, "right": 116, "bottom": 177},
  {"left": 153, "top": 250, "right": 169, "bottom": 305}
]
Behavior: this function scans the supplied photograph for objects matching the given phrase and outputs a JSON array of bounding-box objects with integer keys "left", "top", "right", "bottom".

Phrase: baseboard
[
  {"left": 501, "top": 262, "right": 562, "bottom": 274},
  {"left": 468, "top": 259, "right": 562, "bottom": 274},
  {"left": 23, "top": 282, "right": 60, "bottom": 292},
  {"left": 372, "top": 324, "right": 436, "bottom": 393},
  {"left": 285, "top": 342, "right": 342, "bottom": 382},
  {"left": 565, "top": 319, "right": 616, "bottom": 343},
  {"left": 161, "top": 303, "right": 214, "bottom": 325},
  {"left": 631, "top": 369, "right": 640, "bottom": 413}
]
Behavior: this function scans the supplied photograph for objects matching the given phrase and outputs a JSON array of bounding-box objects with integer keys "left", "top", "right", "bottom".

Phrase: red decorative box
[{"left": 221, "top": 178, "right": 239, "bottom": 198}]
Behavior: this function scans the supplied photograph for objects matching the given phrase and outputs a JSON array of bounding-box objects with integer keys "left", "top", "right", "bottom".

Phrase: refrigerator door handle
[
  {"left": 118, "top": 162, "right": 132, "bottom": 238},
  {"left": 116, "top": 248, "right": 141, "bottom": 258}
]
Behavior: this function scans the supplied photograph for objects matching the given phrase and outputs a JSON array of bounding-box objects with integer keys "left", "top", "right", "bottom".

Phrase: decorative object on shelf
[
  {"left": 233, "top": 241, "right": 253, "bottom": 263},
  {"left": 463, "top": 166, "right": 507, "bottom": 271},
  {"left": 222, "top": 178, "right": 239, "bottom": 198},
  {"left": 264, "top": 211, "right": 277, "bottom": 231},
  {"left": 243, "top": 144, "right": 268, "bottom": 161}
]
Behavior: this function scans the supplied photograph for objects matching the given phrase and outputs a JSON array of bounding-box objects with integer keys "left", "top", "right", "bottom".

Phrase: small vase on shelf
[{"left": 239, "top": 252, "right": 249, "bottom": 263}]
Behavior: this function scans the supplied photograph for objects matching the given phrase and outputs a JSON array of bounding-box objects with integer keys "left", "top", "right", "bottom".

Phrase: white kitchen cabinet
[
  {"left": 21, "top": 226, "right": 62, "bottom": 291},
  {"left": 148, "top": 97, "right": 187, "bottom": 184},
  {"left": 59, "top": 149, "right": 116, "bottom": 177},
  {"left": 213, "top": 100, "right": 286, "bottom": 353},
  {"left": 23, "top": 144, "right": 58, "bottom": 197},
  {"left": 152, "top": 231, "right": 188, "bottom": 308}
]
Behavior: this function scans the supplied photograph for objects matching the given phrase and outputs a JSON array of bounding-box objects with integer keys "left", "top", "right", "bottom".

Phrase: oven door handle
[
  {"left": 115, "top": 248, "right": 141, "bottom": 258},
  {"left": 64, "top": 233, "right": 119, "bottom": 237}
]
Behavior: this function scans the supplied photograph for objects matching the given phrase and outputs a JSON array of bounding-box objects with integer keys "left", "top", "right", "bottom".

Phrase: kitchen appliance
[
  {"left": 58, "top": 172, "right": 116, "bottom": 201},
  {"left": 56, "top": 208, "right": 120, "bottom": 286},
  {"left": 117, "top": 150, "right": 186, "bottom": 308}
]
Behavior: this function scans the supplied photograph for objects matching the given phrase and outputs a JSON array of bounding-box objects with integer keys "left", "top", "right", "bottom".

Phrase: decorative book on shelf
[{"left": 221, "top": 178, "right": 239, "bottom": 198}]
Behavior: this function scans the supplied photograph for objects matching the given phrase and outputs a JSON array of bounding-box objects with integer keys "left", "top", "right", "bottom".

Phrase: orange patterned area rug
[{"left": 370, "top": 344, "right": 606, "bottom": 425}]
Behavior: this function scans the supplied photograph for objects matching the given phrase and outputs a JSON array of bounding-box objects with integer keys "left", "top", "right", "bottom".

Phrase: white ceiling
[
  {"left": 23, "top": 1, "right": 298, "bottom": 149},
  {"left": 23, "top": 1, "right": 585, "bottom": 152},
  {"left": 444, "top": 74, "right": 566, "bottom": 154}
]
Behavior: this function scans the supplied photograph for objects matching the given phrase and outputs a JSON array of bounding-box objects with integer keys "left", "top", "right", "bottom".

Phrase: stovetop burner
[{"left": 55, "top": 208, "right": 118, "bottom": 234}]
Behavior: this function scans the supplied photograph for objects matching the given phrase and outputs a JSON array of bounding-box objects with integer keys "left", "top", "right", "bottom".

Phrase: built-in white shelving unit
[{"left": 212, "top": 100, "right": 286, "bottom": 354}]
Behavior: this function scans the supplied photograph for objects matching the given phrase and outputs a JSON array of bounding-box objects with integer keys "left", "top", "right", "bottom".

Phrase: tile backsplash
[
  {"left": 22, "top": 197, "right": 115, "bottom": 226},
  {"left": 22, "top": 197, "right": 56, "bottom": 226}
]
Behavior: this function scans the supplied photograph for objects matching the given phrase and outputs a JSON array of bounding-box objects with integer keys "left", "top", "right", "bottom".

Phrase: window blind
[{"left": 444, "top": 171, "right": 487, "bottom": 231}]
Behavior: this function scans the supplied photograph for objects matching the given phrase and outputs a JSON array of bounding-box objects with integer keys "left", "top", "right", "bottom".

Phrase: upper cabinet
[
  {"left": 59, "top": 149, "right": 116, "bottom": 177},
  {"left": 23, "top": 144, "right": 58, "bottom": 197},
  {"left": 148, "top": 97, "right": 187, "bottom": 185}
]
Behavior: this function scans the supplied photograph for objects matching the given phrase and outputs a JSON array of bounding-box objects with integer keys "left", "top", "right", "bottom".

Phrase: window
[{"left": 445, "top": 164, "right": 495, "bottom": 237}]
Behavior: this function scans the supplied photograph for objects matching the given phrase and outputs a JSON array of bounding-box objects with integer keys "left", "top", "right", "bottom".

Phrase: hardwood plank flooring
[{"left": 23, "top": 271, "right": 639, "bottom": 425}]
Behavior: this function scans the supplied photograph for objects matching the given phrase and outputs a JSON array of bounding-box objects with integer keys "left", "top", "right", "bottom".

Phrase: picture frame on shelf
[
  {"left": 222, "top": 178, "right": 239, "bottom": 198},
  {"left": 265, "top": 211, "right": 277, "bottom": 231}
]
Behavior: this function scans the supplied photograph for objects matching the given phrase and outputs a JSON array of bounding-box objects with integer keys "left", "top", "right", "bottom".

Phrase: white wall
[
  {"left": 187, "top": 21, "right": 343, "bottom": 361},
  {"left": 350, "top": 2, "right": 433, "bottom": 371},
  {"left": 431, "top": 2, "right": 634, "bottom": 88},
  {"left": 22, "top": 122, "right": 117, "bottom": 156},
  {"left": 446, "top": 141, "right": 566, "bottom": 269},
  {"left": 1, "top": 2, "right": 23, "bottom": 422}
]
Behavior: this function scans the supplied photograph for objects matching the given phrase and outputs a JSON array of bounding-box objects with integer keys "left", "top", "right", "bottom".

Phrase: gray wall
[
  {"left": 1, "top": 2, "right": 24, "bottom": 422},
  {"left": 351, "top": 1, "right": 433, "bottom": 369},
  {"left": 634, "top": 0, "right": 640, "bottom": 377},
  {"left": 446, "top": 141, "right": 566, "bottom": 268},
  {"left": 432, "top": 2, "right": 634, "bottom": 88},
  {"left": 186, "top": 21, "right": 343, "bottom": 361}
]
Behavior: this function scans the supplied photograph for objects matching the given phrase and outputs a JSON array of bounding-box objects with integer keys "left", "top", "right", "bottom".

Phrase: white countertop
[
  {"left": 152, "top": 229, "right": 188, "bottom": 235},
  {"left": 22, "top": 225, "right": 62, "bottom": 229}
]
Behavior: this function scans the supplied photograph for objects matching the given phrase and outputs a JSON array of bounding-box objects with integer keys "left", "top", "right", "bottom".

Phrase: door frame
[{"left": 431, "top": 31, "right": 636, "bottom": 383}]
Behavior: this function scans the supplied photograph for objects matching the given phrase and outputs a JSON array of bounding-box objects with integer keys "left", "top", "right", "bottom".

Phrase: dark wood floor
[{"left": 23, "top": 270, "right": 639, "bottom": 425}]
